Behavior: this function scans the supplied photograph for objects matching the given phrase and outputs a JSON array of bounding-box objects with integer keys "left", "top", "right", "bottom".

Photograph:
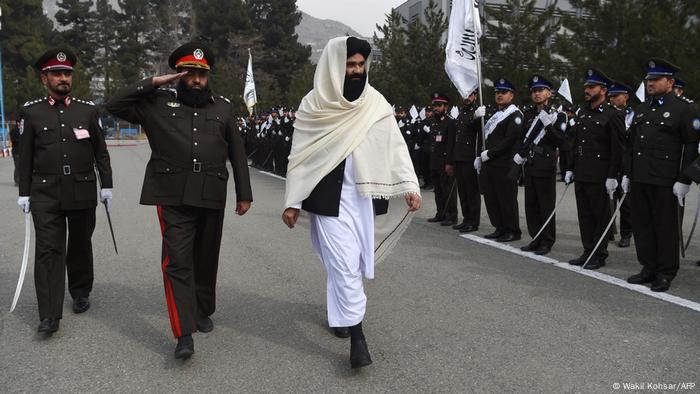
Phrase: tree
[
  {"left": 55, "top": 0, "right": 96, "bottom": 71},
  {"left": 481, "top": 0, "right": 564, "bottom": 97},
  {"left": 371, "top": 10, "right": 411, "bottom": 105},
  {"left": 1, "top": 0, "right": 55, "bottom": 118}
]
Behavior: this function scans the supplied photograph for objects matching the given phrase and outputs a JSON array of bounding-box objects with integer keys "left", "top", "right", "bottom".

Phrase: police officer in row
[
  {"left": 106, "top": 42, "right": 253, "bottom": 358},
  {"left": 623, "top": 59, "right": 699, "bottom": 292},
  {"left": 446, "top": 91, "right": 481, "bottom": 233},
  {"left": 516, "top": 75, "right": 568, "bottom": 255},
  {"left": 607, "top": 81, "right": 635, "bottom": 248},
  {"left": 18, "top": 48, "right": 113, "bottom": 334},
  {"left": 427, "top": 93, "right": 458, "bottom": 226},
  {"left": 474, "top": 78, "right": 523, "bottom": 242},
  {"left": 566, "top": 68, "right": 625, "bottom": 270}
]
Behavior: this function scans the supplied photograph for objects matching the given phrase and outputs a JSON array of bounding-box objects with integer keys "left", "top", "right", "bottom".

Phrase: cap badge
[
  {"left": 193, "top": 49, "right": 204, "bottom": 60},
  {"left": 499, "top": 78, "right": 505, "bottom": 84},
  {"left": 587, "top": 70, "right": 593, "bottom": 76},
  {"left": 533, "top": 76, "right": 539, "bottom": 82},
  {"left": 57, "top": 52, "right": 67, "bottom": 62},
  {"left": 649, "top": 61, "right": 656, "bottom": 68}
]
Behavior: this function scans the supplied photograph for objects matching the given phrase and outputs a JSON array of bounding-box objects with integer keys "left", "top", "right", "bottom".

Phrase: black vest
[{"left": 302, "top": 159, "right": 389, "bottom": 217}]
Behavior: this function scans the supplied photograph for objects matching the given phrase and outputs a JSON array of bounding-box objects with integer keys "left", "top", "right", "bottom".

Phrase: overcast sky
[{"left": 296, "top": 0, "right": 408, "bottom": 37}]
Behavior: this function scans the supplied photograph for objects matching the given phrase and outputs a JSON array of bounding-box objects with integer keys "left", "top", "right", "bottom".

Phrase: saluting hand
[{"left": 152, "top": 71, "right": 188, "bottom": 87}]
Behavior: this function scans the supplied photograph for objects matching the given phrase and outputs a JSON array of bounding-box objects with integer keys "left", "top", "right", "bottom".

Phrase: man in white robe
[{"left": 282, "top": 37, "right": 421, "bottom": 369}]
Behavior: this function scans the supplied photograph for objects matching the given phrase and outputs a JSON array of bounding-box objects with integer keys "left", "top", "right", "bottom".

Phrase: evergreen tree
[
  {"left": 1, "top": 0, "right": 55, "bottom": 117},
  {"left": 55, "top": 0, "right": 96, "bottom": 71},
  {"left": 371, "top": 10, "right": 411, "bottom": 105},
  {"left": 481, "top": 0, "right": 564, "bottom": 97}
]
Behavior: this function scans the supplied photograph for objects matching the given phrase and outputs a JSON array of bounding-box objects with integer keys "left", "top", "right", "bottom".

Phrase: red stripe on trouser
[{"left": 157, "top": 206, "right": 182, "bottom": 338}]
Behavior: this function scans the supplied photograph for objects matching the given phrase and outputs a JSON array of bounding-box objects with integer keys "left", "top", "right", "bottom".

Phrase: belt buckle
[
  {"left": 63, "top": 165, "right": 71, "bottom": 175},
  {"left": 193, "top": 162, "right": 202, "bottom": 173}
]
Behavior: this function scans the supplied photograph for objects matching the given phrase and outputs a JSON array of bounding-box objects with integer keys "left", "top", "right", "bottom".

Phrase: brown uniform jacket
[
  {"left": 18, "top": 97, "right": 112, "bottom": 211},
  {"left": 106, "top": 79, "right": 252, "bottom": 209}
]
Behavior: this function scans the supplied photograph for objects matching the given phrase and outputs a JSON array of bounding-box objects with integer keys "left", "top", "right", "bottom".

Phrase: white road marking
[{"left": 461, "top": 234, "right": 700, "bottom": 313}]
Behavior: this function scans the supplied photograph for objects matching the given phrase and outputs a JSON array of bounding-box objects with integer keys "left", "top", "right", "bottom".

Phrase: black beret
[
  {"left": 168, "top": 42, "right": 215, "bottom": 70},
  {"left": 35, "top": 48, "right": 77, "bottom": 72},
  {"left": 346, "top": 37, "right": 371, "bottom": 59}
]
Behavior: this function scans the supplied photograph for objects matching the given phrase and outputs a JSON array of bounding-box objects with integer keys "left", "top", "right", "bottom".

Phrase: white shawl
[
  {"left": 484, "top": 104, "right": 519, "bottom": 140},
  {"left": 284, "top": 37, "right": 420, "bottom": 208}
]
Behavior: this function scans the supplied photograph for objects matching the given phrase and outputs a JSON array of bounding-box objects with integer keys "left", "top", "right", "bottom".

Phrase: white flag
[
  {"left": 636, "top": 81, "right": 646, "bottom": 102},
  {"left": 444, "top": 0, "right": 483, "bottom": 99},
  {"left": 244, "top": 49, "right": 257, "bottom": 115},
  {"left": 557, "top": 78, "right": 573, "bottom": 104},
  {"left": 409, "top": 105, "right": 419, "bottom": 120},
  {"left": 419, "top": 107, "right": 426, "bottom": 120}
]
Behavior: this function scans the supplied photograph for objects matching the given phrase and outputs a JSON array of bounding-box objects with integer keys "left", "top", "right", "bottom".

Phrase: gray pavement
[{"left": 0, "top": 143, "right": 698, "bottom": 393}]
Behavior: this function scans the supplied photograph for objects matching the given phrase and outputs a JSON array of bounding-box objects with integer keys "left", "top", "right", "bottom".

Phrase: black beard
[
  {"left": 177, "top": 81, "right": 212, "bottom": 107},
  {"left": 343, "top": 73, "right": 367, "bottom": 102}
]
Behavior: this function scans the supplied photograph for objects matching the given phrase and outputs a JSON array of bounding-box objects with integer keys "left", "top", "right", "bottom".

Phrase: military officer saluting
[
  {"left": 18, "top": 48, "right": 113, "bottom": 334},
  {"left": 566, "top": 68, "right": 625, "bottom": 270},
  {"left": 623, "top": 59, "right": 699, "bottom": 292},
  {"left": 106, "top": 42, "right": 253, "bottom": 359},
  {"left": 516, "top": 75, "right": 568, "bottom": 255}
]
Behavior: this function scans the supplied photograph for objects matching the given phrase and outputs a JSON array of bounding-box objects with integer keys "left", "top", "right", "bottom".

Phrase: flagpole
[{"left": 473, "top": 2, "right": 485, "bottom": 151}]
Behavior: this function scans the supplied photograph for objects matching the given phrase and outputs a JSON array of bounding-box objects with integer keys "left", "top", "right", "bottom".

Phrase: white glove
[
  {"left": 17, "top": 196, "right": 30, "bottom": 213},
  {"left": 564, "top": 171, "right": 574, "bottom": 184},
  {"left": 513, "top": 153, "right": 526, "bottom": 165},
  {"left": 100, "top": 188, "right": 113, "bottom": 213},
  {"left": 473, "top": 157, "right": 482, "bottom": 174},
  {"left": 621, "top": 176, "right": 630, "bottom": 194},
  {"left": 537, "top": 110, "right": 554, "bottom": 127},
  {"left": 480, "top": 150, "right": 490, "bottom": 162},
  {"left": 474, "top": 106, "right": 486, "bottom": 119},
  {"left": 423, "top": 125, "right": 431, "bottom": 133},
  {"left": 673, "top": 182, "right": 690, "bottom": 206},
  {"left": 605, "top": 178, "right": 618, "bottom": 199}
]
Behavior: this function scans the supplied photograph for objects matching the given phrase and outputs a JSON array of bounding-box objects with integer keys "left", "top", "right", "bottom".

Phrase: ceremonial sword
[
  {"left": 581, "top": 193, "right": 627, "bottom": 269},
  {"left": 684, "top": 187, "right": 700, "bottom": 251},
  {"left": 10, "top": 213, "right": 31, "bottom": 313},
  {"left": 678, "top": 201, "right": 685, "bottom": 258},
  {"left": 95, "top": 165, "right": 118, "bottom": 254},
  {"left": 531, "top": 183, "right": 570, "bottom": 242}
]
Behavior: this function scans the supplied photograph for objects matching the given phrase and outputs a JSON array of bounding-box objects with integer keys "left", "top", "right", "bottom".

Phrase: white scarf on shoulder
[
  {"left": 284, "top": 37, "right": 420, "bottom": 208},
  {"left": 484, "top": 104, "right": 519, "bottom": 140}
]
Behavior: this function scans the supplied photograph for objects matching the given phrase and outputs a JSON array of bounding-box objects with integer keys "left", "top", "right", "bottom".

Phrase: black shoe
[
  {"left": 196, "top": 315, "right": 214, "bottom": 333},
  {"left": 533, "top": 245, "right": 551, "bottom": 255},
  {"left": 350, "top": 339, "right": 373, "bottom": 369},
  {"left": 520, "top": 242, "right": 539, "bottom": 252},
  {"left": 484, "top": 230, "right": 504, "bottom": 239},
  {"left": 37, "top": 318, "right": 59, "bottom": 334},
  {"left": 333, "top": 327, "right": 351, "bottom": 338},
  {"left": 617, "top": 236, "right": 631, "bottom": 248},
  {"left": 427, "top": 215, "right": 444, "bottom": 223},
  {"left": 440, "top": 219, "right": 458, "bottom": 226},
  {"left": 174, "top": 334, "right": 194, "bottom": 359},
  {"left": 452, "top": 222, "right": 467, "bottom": 230},
  {"left": 72, "top": 297, "right": 90, "bottom": 314},
  {"left": 627, "top": 271, "right": 655, "bottom": 285},
  {"left": 650, "top": 277, "right": 671, "bottom": 292},
  {"left": 459, "top": 225, "right": 479, "bottom": 233},
  {"left": 496, "top": 233, "right": 521, "bottom": 242},
  {"left": 583, "top": 258, "right": 606, "bottom": 270}
]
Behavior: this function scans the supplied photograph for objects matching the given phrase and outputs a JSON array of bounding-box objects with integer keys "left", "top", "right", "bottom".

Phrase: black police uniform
[
  {"left": 612, "top": 100, "right": 634, "bottom": 245},
  {"left": 446, "top": 102, "right": 481, "bottom": 229},
  {"left": 568, "top": 101, "right": 624, "bottom": 264},
  {"left": 518, "top": 104, "right": 568, "bottom": 250},
  {"left": 429, "top": 111, "right": 458, "bottom": 223},
  {"left": 627, "top": 91, "right": 699, "bottom": 282},
  {"left": 105, "top": 43, "right": 252, "bottom": 338},
  {"left": 19, "top": 95, "right": 112, "bottom": 321},
  {"left": 480, "top": 106, "right": 523, "bottom": 239}
]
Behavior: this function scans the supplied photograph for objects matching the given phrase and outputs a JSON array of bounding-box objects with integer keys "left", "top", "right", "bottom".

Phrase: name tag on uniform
[
  {"left": 436, "top": 135, "right": 443, "bottom": 142},
  {"left": 73, "top": 128, "right": 90, "bottom": 140}
]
